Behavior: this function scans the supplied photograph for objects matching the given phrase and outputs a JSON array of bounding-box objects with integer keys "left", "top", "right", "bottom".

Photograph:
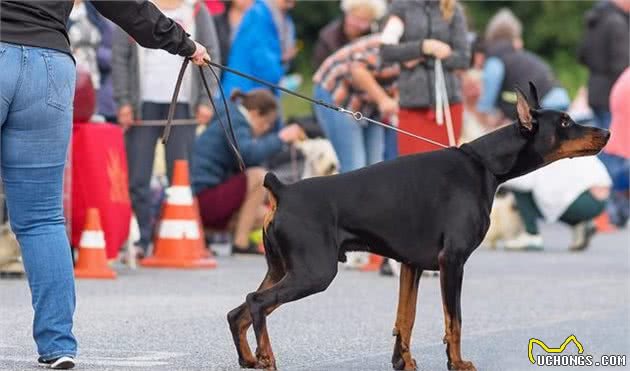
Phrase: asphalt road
[{"left": 1, "top": 224, "right": 628, "bottom": 371}]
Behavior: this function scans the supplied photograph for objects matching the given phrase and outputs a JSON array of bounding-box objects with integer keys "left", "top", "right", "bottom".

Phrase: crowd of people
[
  {"left": 3, "top": 0, "right": 630, "bottom": 269},
  {"left": 0, "top": 0, "right": 628, "bottom": 368}
]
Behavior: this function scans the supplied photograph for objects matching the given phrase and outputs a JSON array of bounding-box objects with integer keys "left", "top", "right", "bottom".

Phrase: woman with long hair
[{"left": 380, "top": 0, "right": 470, "bottom": 154}]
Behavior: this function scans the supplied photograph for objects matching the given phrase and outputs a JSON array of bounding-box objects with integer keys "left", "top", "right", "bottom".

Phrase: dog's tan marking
[
  {"left": 545, "top": 134, "right": 604, "bottom": 163},
  {"left": 441, "top": 304, "right": 476, "bottom": 370},
  {"left": 263, "top": 192, "right": 277, "bottom": 234},
  {"left": 392, "top": 264, "right": 421, "bottom": 370}
]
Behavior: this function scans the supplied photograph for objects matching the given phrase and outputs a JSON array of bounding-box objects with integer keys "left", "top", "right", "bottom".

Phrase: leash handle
[
  {"left": 197, "top": 64, "right": 246, "bottom": 171},
  {"left": 162, "top": 57, "right": 190, "bottom": 144},
  {"left": 435, "top": 60, "right": 456, "bottom": 147}
]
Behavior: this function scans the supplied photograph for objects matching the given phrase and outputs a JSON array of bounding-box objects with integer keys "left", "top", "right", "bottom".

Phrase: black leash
[
  {"left": 204, "top": 60, "right": 449, "bottom": 149},
  {"left": 161, "top": 58, "right": 449, "bottom": 172},
  {"left": 162, "top": 58, "right": 245, "bottom": 171}
]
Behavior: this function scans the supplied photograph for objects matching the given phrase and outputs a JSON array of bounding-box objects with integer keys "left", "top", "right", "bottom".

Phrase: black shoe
[
  {"left": 38, "top": 356, "right": 75, "bottom": 369},
  {"left": 233, "top": 241, "right": 262, "bottom": 255}
]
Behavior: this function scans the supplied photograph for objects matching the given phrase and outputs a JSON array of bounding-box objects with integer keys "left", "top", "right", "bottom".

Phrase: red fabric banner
[{"left": 72, "top": 123, "right": 131, "bottom": 259}]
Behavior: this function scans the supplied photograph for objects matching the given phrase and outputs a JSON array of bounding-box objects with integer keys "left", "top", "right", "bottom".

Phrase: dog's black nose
[{"left": 605, "top": 131, "right": 611, "bottom": 140}]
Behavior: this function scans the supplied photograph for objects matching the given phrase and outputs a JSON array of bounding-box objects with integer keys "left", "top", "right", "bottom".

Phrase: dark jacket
[
  {"left": 313, "top": 17, "right": 351, "bottom": 69},
  {"left": 191, "top": 103, "right": 283, "bottom": 194},
  {"left": 380, "top": 0, "right": 470, "bottom": 108},
  {"left": 0, "top": 0, "right": 195, "bottom": 58},
  {"left": 213, "top": 11, "right": 232, "bottom": 68},
  {"left": 487, "top": 41, "right": 558, "bottom": 120},
  {"left": 578, "top": 1, "right": 630, "bottom": 110}
]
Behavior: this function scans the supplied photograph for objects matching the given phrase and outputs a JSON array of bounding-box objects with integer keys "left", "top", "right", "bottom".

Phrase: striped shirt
[{"left": 313, "top": 34, "right": 399, "bottom": 118}]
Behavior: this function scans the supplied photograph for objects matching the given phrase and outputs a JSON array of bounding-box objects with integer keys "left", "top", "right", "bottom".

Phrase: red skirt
[
  {"left": 197, "top": 173, "right": 247, "bottom": 229},
  {"left": 397, "top": 104, "right": 463, "bottom": 155}
]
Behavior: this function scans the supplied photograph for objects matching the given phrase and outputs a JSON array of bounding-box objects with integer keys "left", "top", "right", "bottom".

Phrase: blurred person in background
[
  {"left": 380, "top": 0, "right": 470, "bottom": 155},
  {"left": 95, "top": 18, "right": 117, "bottom": 123},
  {"left": 503, "top": 157, "right": 612, "bottom": 251},
  {"left": 113, "top": 0, "right": 221, "bottom": 257},
  {"left": 578, "top": 0, "right": 630, "bottom": 130},
  {"left": 601, "top": 68, "right": 630, "bottom": 227},
  {"left": 477, "top": 9, "right": 570, "bottom": 127},
  {"left": 0, "top": 0, "right": 210, "bottom": 367},
  {"left": 221, "top": 0, "right": 296, "bottom": 95},
  {"left": 312, "top": 0, "right": 387, "bottom": 69},
  {"left": 68, "top": 0, "right": 102, "bottom": 94},
  {"left": 313, "top": 33, "right": 399, "bottom": 173},
  {"left": 213, "top": 0, "right": 254, "bottom": 69},
  {"left": 191, "top": 89, "right": 304, "bottom": 254}
]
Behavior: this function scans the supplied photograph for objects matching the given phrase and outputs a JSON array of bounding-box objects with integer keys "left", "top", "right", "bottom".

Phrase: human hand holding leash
[
  {"left": 422, "top": 39, "right": 452, "bottom": 60},
  {"left": 190, "top": 41, "right": 211, "bottom": 66}
]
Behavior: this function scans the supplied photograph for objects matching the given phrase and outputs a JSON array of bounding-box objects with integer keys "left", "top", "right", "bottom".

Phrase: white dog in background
[
  {"left": 295, "top": 138, "right": 339, "bottom": 179},
  {"left": 481, "top": 191, "right": 524, "bottom": 249}
]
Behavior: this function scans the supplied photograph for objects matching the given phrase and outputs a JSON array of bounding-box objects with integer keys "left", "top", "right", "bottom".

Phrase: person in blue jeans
[
  {"left": 0, "top": 1, "right": 210, "bottom": 369},
  {"left": 312, "top": 34, "right": 399, "bottom": 173}
]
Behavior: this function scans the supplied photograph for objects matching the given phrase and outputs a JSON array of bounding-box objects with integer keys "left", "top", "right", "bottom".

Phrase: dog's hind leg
[
  {"left": 438, "top": 249, "right": 476, "bottom": 371},
  {"left": 247, "top": 263, "right": 338, "bottom": 370},
  {"left": 391, "top": 263, "right": 422, "bottom": 370},
  {"left": 227, "top": 232, "right": 286, "bottom": 368}
]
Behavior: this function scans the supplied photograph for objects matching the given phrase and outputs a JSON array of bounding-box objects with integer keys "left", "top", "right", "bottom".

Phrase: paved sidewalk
[{"left": 1, "top": 224, "right": 628, "bottom": 370}]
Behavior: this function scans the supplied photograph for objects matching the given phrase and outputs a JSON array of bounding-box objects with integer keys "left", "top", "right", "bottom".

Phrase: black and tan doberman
[{"left": 227, "top": 83, "right": 610, "bottom": 371}]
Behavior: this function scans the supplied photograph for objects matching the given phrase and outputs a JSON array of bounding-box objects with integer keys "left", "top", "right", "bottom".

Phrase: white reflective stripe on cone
[
  {"left": 165, "top": 186, "right": 194, "bottom": 206},
  {"left": 159, "top": 220, "right": 200, "bottom": 239},
  {"left": 79, "top": 231, "right": 106, "bottom": 249}
]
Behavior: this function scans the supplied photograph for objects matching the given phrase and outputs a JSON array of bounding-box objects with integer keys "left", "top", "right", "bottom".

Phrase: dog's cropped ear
[
  {"left": 528, "top": 81, "right": 541, "bottom": 109},
  {"left": 515, "top": 88, "right": 534, "bottom": 131}
]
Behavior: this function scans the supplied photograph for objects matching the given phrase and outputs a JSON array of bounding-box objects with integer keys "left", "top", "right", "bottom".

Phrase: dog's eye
[{"left": 561, "top": 120, "right": 571, "bottom": 128}]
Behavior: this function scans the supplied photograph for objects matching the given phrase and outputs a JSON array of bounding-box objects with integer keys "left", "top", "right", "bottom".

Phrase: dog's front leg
[
  {"left": 391, "top": 263, "right": 422, "bottom": 370},
  {"left": 438, "top": 251, "right": 476, "bottom": 371}
]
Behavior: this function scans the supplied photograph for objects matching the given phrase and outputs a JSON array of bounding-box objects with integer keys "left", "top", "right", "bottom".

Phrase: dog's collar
[{"left": 458, "top": 144, "right": 496, "bottom": 176}]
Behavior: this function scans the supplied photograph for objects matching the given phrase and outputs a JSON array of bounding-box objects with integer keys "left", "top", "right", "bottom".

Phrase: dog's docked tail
[
  {"left": 263, "top": 172, "right": 286, "bottom": 197},
  {"left": 263, "top": 172, "right": 285, "bottom": 235}
]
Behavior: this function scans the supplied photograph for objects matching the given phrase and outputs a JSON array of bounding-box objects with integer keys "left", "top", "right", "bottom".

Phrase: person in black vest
[
  {"left": 476, "top": 9, "right": 570, "bottom": 127},
  {"left": 0, "top": 1, "right": 209, "bottom": 369}
]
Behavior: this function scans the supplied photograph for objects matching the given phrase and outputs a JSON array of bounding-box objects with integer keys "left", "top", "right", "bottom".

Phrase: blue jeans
[
  {"left": 0, "top": 43, "right": 77, "bottom": 359},
  {"left": 313, "top": 85, "right": 384, "bottom": 172},
  {"left": 541, "top": 87, "right": 570, "bottom": 111},
  {"left": 592, "top": 108, "right": 612, "bottom": 130}
]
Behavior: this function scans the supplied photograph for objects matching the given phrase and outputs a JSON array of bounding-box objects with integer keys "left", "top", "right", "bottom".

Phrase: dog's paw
[
  {"left": 238, "top": 357, "right": 257, "bottom": 369},
  {"left": 254, "top": 355, "right": 277, "bottom": 370},
  {"left": 392, "top": 357, "right": 417, "bottom": 370},
  {"left": 448, "top": 360, "right": 476, "bottom": 371}
]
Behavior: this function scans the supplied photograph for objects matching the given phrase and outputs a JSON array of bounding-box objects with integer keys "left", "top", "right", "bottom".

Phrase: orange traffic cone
[
  {"left": 74, "top": 208, "right": 116, "bottom": 279},
  {"left": 595, "top": 211, "right": 616, "bottom": 233},
  {"left": 360, "top": 253, "right": 384, "bottom": 272},
  {"left": 142, "top": 160, "right": 217, "bottom": 269}
]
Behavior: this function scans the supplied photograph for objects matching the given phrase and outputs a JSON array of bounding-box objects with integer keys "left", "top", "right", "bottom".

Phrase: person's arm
[
  {"left": 111, "top": 27, "right": 133, "bottom": 110},
  {"left": 476, "top": 57, "right": 504, "bottom": 114},
  {"left": 476, "top": 57, "right": 506, "bottom": 127},
  {"left": 91, "top": 0, "right": 195, "bottom": 57},
  {"left": 235, "top": 125, "right": 284, "bottom": 166},
  {"left": 442, "top": 6, "right": 470, "bottom": 70},
  {"left": 194, "top": 4, "right": 221, "bottom": 120},
  {"left": 349, "top": 61, "right": 398, "bottom": 117}
]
